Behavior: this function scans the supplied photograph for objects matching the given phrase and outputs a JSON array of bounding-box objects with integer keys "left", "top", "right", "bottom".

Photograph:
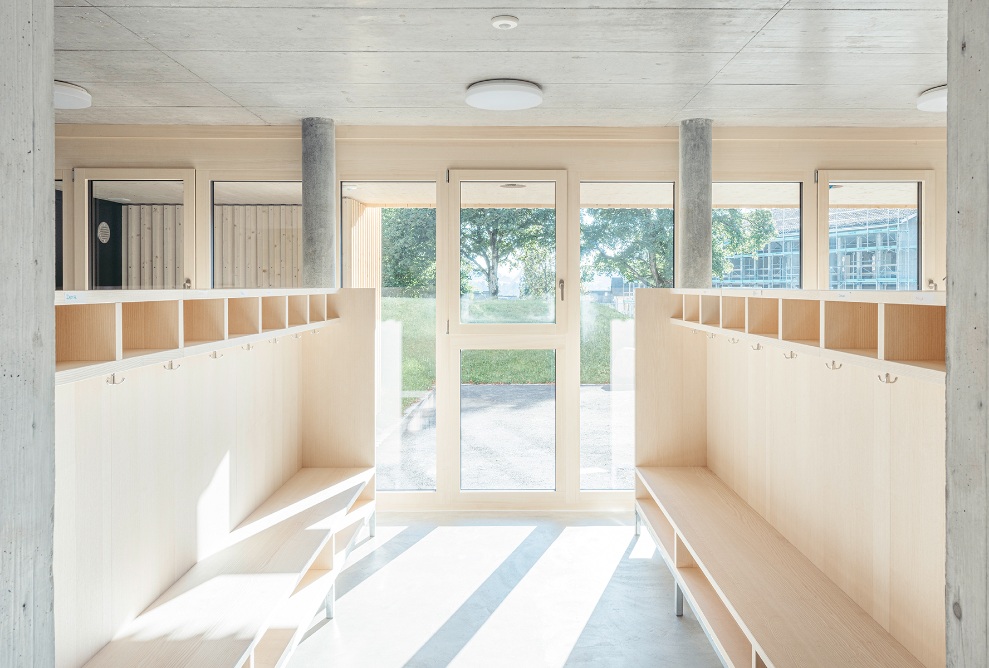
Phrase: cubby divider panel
[
  {"left": 721, "top": 297, "right": 745, "bottom": 331},
  {"left": 747, "top": 298, "right": 779, "bottom": 337},
  {"left": 288, "top": 295, "right": 309, "bottom": 327},
  {"left": 701, "top": 295, "right": 721, "bottom": 326},
  {"left": 683, "top": 295, "right": 700, "bottom": 323},
  {"left": 261, "top": 296, "right": 288, "bottom": 332},
  {"left": 183, "top": 299, "right": 225, "bottom": 347},
  {"left": 55, "top": 303, "right": 118, "bottom": 369},
  {"left": 228, "top": 297, "right": 261, "bottom": 337},
  {"left": 824, "top": 301, "right": 878, "bottom": 358},
  {"left": 309, "top": 294, "right": 327, "bottom": 322},
  {"left": 781, "top": 299, "right": 821, "bottom": 347},
  {"left": 884, "top": 304, "right": 946, "bottom": 371},
  {"left": 121, "top": 301, "right": 180, "bottom": 359}
]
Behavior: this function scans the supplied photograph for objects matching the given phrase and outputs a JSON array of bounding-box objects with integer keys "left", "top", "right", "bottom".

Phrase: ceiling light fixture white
[
  {"left": 466, "top": 79, "right": 543, "bottom": 111},
  {"left": 342, "top": 184, "right": 358, "bottom": 191},
  {"left": 917, "top": 85, "right": 947, "bottom": 113},
  {"left": 491, "top": 15, "right": 519, "bottom": 30},
  {"left": 54, "top": 81, "right": 92, "bottom": 110},
  {"left": 500, "top": 183, "right": 527, "bottom": 189}
]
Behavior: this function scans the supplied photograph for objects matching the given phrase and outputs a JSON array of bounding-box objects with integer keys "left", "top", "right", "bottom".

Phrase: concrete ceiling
[{"left": 54, "top": 1, "right": 947, "bottom": 127}]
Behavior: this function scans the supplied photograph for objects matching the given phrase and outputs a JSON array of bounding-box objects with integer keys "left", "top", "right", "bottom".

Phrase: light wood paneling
[
  {"left": 183, "top": 298, "right": 225, "bottom": 345},
  {"left": 746, "top": 297, "right": 778, "bottom": 337},
  {"left": 56, "top": 303, "right": 119, "bottom": 368},
  {"left": 120, "top": 203, "right": 183, "bottom": 289},
  {"left": 781, "top": 298, "right": 820, "bottom": 345},
  {"left": 120, "top": 300, "right": 179, "bottom": 356},
  {"left": 213, "top": 204, "right": 301, "bottom": 289},
  {"left": 824, "top": 300, "right": 879, "bottom": 356},
  {"left": 884, "top": 304, "right": 945, "bottom": 367}
]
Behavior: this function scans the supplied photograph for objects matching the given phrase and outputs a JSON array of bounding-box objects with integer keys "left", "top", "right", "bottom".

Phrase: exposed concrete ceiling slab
[{"left": 54, "top": 2, "right": 949, "bottom": 127}]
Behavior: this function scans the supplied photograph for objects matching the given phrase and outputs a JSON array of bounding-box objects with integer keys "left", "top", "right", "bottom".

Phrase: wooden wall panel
[
  {"left": 634, "top": 289, "right": 707, "bottom": 467},
  {"left": 119, "top": 203, "right": 183, "bottom": 289},
  {"left": 213, "top": 204, "right": 301, "bottom": 289}
]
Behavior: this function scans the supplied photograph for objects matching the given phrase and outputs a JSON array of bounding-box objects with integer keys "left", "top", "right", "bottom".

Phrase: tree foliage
[
  {"left": 712, "top": 208, "right": 776, "bottom": 279},
  {"left": 459, "top": 207, "right": 555, "bottom": 297},
  {"left": 580, "top": 208, "right": 675, "bottom": 288},
  {"left": 381, "top": 207, "right": 436, "bottom": 297}
]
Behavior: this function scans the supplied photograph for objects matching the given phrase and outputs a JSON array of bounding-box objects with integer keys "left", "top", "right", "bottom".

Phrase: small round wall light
[
  {"left": 917, "top": 85, "right": 947, "bottom": 113},
  {"left": 54, "top": 81, "right": 92, "bottom": 109}
]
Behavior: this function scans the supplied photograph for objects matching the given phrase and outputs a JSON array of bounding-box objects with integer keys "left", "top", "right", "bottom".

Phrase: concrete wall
[{"left": 0, "top": 0, "right": 56, "bottom": 664}]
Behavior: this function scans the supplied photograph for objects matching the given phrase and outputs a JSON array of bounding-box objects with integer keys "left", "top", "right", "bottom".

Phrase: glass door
[{"left": 448, "top": 170, "right": 568, "bottom": 497}]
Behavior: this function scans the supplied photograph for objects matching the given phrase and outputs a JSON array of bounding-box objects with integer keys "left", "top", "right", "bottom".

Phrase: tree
[
  {"left": 380, "top": 207, "right": 436, "bottom": 297},
  {"left": 580, "top": 207, "right": 779, "bottom": 288},
  {"left": 460, "top": 207, "right": 555, "bottom": 297}
]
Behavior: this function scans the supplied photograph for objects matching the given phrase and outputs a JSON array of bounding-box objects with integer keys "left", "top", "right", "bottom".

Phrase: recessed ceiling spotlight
[
  {"left": 342, "top": 184, "right": 359, "bottom": 191},
  {"left": 917, "top": 84, "right": 947, "bottom": 112},
  {"left": 491, "top": 15, "right": 519, "bottom": 30},
  {"left": 466, "top": 79, "right": 543, "bottom": 111},
  {"left": 108, "top": 197, "right": 132, "bottom": 203},
  {"left": 54, "top": 81, "right": 92, "bottom": 109},
  {"left": 500, "top": 183, "right": 527, "bottom": 189}
]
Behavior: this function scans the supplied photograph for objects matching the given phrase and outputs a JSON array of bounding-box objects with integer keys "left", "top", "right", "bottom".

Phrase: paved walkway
[{"left": 376, "top": 385, "right": 634, "bottom": 491}]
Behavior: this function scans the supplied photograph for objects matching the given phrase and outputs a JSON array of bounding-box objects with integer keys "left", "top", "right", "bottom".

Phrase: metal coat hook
[
  {"left": 294, "top": 333, "right": 303, "bottom": 339},
  {"left": 243, "top": 343, "right": 254, "bottom": 351},
  {"left": 312, "top": 329, "right": 320, "bottom": 335},
  {"left": 728, "top": 338, "right": 740, "bottom": 344},
  {"left": 690, "top": 329, "right": 698, "bottom": 335},
  {"left": 751, "top": 343, "right": 763, "bottom": 351},
  {"left": 878, "top": 373, "right": 898, "bottom": 384},
  {"left": 270, "top": 338, "right": 279, "bottom": 345},
  {"left": 707, "top": 333, "right": 716, "bottom": 340},
  {"left": 163, "top": 360, "right": 181, "bottom": 371},
  {"left": 106, "top": 373, "right": 125, "bottom": 385},
  {"left": 209, "top": 350, "right": 223, "bottom": 360},
  {"left": 782, "top": 351, "right": 797, "bottom": 360},
  {"left": 825, "top": 361, "right": 842, "bottom": 371}
]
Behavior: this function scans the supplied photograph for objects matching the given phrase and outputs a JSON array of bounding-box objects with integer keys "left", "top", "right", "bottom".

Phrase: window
[
  {"left": 579, "top": 182, "right": 674, "bottom": 490},
  {"left": 89, "top": 180, "right": 185, "bottom": 290},
  {"left": 212, "top": 181, "right": 302, "bottom": 288},
  {"left": 828, "top": 181, "right": 920, "bottom": 291},
  {"left": 711, "top": 182, "right": 802, "bottom": 289},
  {"left": 343, "top": 182, "right": 437, "bottom": 492}
]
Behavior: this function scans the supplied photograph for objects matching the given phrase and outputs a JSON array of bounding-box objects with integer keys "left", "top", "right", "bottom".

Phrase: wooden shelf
[
  {"left": 636, "top": 466, "right": 924, "bottom": 668},
  {"left": 781, "top": 298, "right": 820, "bottom": 347},
  {"left": 263, "top": 295, "right": 288, "bottom": 331},
  {"left": 825, "top": 300, "right": 878, "bottom": 353},
  {"left": 288, "top": 294, "right": 309, "bottom": 327},
  {"left": 683, "top": 295, "right": 700, "bottom": 323},
  {"left": 721, "top": 297, "right": 745, "bottom": 330},
  {"left": 229, "top": 296, "right": 261, "bottom": 337},
  {"left": 747, "top": 298, "right": 778, "bottom": 337},
  {"left": 701, "top": 295, "right": 720, "bottom": 327},
  {"left": 55, "top": 303, "right": 118, "bottom": 367},
  {"left": 83, "top": 467, "right": 374, "bottom": 668},
  {"left": 884, "top": 303, "right": 945, "bottom": 367},
  {"left": 184, "top": 298, "right": 225, "bottom": 345},
  {"left": 309, "top": 294, "right": 327, "bottom": 322}
]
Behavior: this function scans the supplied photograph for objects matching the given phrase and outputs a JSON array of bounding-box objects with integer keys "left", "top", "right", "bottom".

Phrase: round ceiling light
[
  {"left": 500, "top": 183, "right": 527, "bottom": 189},
  {"left": 465, "top": 79, "right": 543, "bottom": 111},
  {"left": 491, "top": 15, "right": 519, "bottom": 30},
  {"left": 917, "top": 85, "right": 947, "bottom": 113},
  {"left": 54, "top": 81, "right": 92, "bottom": 110}
]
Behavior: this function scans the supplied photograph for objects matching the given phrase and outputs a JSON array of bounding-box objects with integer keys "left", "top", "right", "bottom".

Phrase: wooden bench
[
  {"left": 635, "top": 466, "right": 924, "bottom": 668},
  {"left": 84, "top": 467, "right": 375, "bottom": 668}
]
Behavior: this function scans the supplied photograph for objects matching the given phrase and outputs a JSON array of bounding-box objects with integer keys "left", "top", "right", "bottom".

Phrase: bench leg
[
  {"left": 634, "top": 509, "right": 641, "bottom": 536},
  {"left": 369, "top": 510, "right": 376, "bottom": 538},
  {"left": 325, "top": 582, "right": 336, "bottom": 620},
  {"left": 674, "top": 581, "right": 684, "bottom": 617}
]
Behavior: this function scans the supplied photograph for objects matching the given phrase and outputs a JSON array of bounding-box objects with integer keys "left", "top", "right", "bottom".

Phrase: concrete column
[
  {"left": 302, "top": 117, "right": 337, "bottom": 288},
  {"left": 947, "top": 2, "right": 989, "bottom": 665},
  {"left": 676, "top": 118, "right": 714, "bottom": 288},
  {"left": 0, "top": 0, "right": 55, "bottom": 664}
]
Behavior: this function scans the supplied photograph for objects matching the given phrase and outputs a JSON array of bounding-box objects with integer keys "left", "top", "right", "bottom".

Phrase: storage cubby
[
  {"left": 824, "top": 301, "right": 878, "bottom": 358},
  {"left": 721, "top": 297, "right": 745, "bottom": 331},
  {"left": 288, "top": 295, "right": 309, "bottom": 327},
  {"left": 262, "top": 296, "right": 288, "bottom": 332},
  {"left": 701, "top": 295, "right": 720, "bottom": 327},
  {"left": 228, "top": 297, "right": 261, "bottom": 337},
  {"left": 747, "top": 298, "right": 779, "bottom": 337},
  {"left": 683, "top": 295, "right": 700, "bottom": 323},
  {"left": 309, "top": 293, "right": 327, "bottom": 322},
  {"left": 884, "top": 304, "right": 946, "bottom": 371},
  {"left": 55, "top": 303, "right": 118, "bottom": 370},
  {"left": 781, "top": 299, "right": 821, "bottom": 347},
  {"left": 121, "top": 301, "right": 180, "bottom": 359},
  {"left": 183, "top": 298, "right": 225, "bottom": 347}
]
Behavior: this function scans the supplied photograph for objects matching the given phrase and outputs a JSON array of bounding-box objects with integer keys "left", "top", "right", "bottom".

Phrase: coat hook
[
  {"left": 728, "top": 337, "right": 739, "bottom": 344},
  {"left": 243, "top": 343, "right": 254, "bottom": 351},
  {"left": 163, "top": 360, "right": 181, "bottom": 371},
  {"left": 209, "top": 350, "right": 223, "bottom": 360},
  {"left": 294, "top": 333, "right": 303, "bottom": 339},
  {"left": 707, "top": 332, "right": 715, "bottom": 340},
  {"left": 878, "top": 372, "right": 899, "bottom": 384},
  {"left": 825, "top": 360, "right": 842, "bottom": 371},
  {"left": 782, "top": 351, "right": 797, "bottom": 360},
  {"left": 751, "top": 343, "right": 763, "bottom": 351},
  {"left": 312, "top": 329, "right": 320, "bottom": 335},
  {"left": 270, "top": 338, "right": 278, "bottom": 344},
  {"left": 106, "top": 373, "right": 125, "bottom": 385}
]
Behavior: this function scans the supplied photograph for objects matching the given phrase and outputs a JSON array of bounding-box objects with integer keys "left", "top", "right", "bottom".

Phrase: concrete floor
[{"left": 288, "top": 513, "right": 720, "bottom": 668}]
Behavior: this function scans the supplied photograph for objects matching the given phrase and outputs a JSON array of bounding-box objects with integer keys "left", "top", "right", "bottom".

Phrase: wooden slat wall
[
  {"left": 703, "top": 335, "right": 945, "bottom": 668},
  {"left": 213, "top": 205, "right": 302, "bottom": 288},
  {"left": 120, "top": 204, "right": 183, "bottom": 289},
  {"left": 343, "top": 197, "right": 382, "bottom": 318}
]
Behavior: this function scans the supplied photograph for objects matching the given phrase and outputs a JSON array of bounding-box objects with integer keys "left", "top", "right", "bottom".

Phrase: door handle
[{"left": 559, "top": 279, "right": 565, "bottom": 301}]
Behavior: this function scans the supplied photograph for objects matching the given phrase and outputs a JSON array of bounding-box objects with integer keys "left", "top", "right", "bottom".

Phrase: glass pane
[
  {"left": 711, "top": 182, "right": 801, "bottom": 289},
  {"left": 55, "top": 181, "right": 63, "bottom": 290},
  {"left": 579, "top": 183, "right": 673, "bottom": 490},
  {"left": 460, "top": 181, "right": 557, "bottom": 324},
  {"left": 212, "top": 181, "right": 302, "bottom": 288},
  {"left": 461, "top": 349, "right": 556, "bottom": 490},
  {"left": 828, "top": 182, "right": 920, "bottom": 291},
  {"left": 90, "top": 180, "right": 184, "bottom": 290},
  {"left": 344, "top": 182, "right": 438, "bottom": 491}
]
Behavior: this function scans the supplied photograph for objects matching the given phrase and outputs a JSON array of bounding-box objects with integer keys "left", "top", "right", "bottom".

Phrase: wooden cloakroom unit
[
  {"left": 54, "top": 288, "right": 375, "bottom": 668},
  {"left": 637, "top": 288, "right": 945, "bottom": 668}
]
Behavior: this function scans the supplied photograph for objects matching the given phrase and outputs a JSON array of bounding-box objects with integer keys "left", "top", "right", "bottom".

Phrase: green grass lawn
[{"left": 382, "top": 297, "right": 630, "bottom": 392}]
